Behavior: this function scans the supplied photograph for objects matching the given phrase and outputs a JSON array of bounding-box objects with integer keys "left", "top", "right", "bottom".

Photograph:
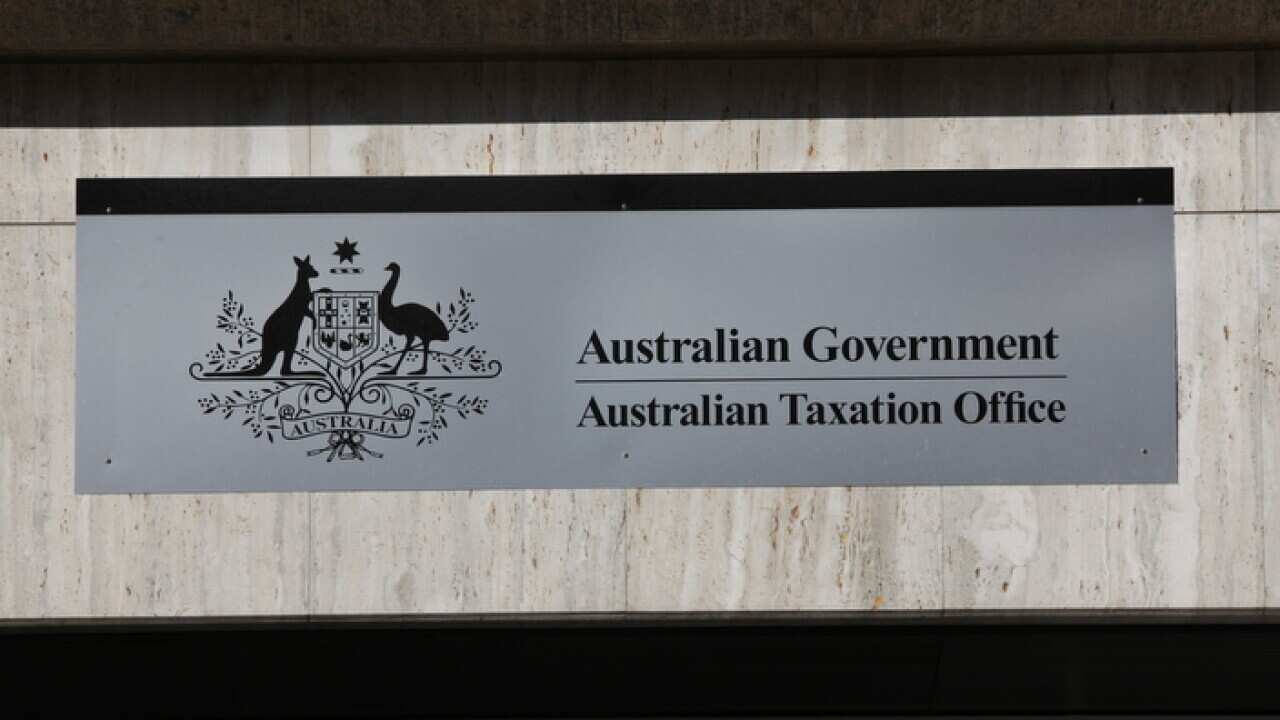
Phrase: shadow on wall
[{"left": 0, "top": 51, "right": 1270, "bottom": 127}]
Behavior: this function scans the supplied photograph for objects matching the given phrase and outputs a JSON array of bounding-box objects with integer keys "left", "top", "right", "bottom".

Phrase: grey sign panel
[{"left": 75, "top": 172, "right": 1176, "bottom": 493}]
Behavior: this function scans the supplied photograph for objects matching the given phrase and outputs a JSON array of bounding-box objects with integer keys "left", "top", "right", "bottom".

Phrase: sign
[{"left": 75, "top": 170, "right": 1176, "bottom": 493}]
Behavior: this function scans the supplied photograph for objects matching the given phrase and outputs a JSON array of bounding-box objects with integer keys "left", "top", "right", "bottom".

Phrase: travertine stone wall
[{"left": 0, "top": 53, "right": 1273, "bottom": 617}]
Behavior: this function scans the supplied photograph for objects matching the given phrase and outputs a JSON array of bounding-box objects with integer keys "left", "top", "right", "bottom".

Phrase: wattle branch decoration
[
  {"left": 191, "top": 287, "right": 499, "bottom": 455},
  {"left": 361, "top": 380, "right": 489, "bottom": 446},
  {"left": 196, "top": 381, "right": 328, "bottom": 443}
]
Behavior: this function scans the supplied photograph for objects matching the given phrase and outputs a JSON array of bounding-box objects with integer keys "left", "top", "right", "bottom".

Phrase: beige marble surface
[
  {"left": 310, "top": 490, "right": 625, "bottom": 614},
  {"left": 943, "top": 215, "right": 1264, "bottom": 609},
  {"left": 0, "top": 52, "right": 1275, "bottom": 616},
  {"left": 625, "top": 488, "right": 942, "bottom": 611},
  {"left": 0, "top": 226, "right": 88, "bottom": 616},
  {"left": 1259, "top": 214, "right": 1280, "bottom": 606}
]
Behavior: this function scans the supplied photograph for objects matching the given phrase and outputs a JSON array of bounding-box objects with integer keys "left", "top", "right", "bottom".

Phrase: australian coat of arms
[{"left": 189, "top": 238, "right": 501, "bottom": 461}]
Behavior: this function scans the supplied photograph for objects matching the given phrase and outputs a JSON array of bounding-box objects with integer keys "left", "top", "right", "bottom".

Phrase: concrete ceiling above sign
[{"left": 2, "top": 0, "right": 1280, "bottom": 60}]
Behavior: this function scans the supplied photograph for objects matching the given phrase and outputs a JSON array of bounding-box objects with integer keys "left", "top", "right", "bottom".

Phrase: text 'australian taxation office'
[{"left": 576, "top": 326, "right": 1066, "bottom": 428}]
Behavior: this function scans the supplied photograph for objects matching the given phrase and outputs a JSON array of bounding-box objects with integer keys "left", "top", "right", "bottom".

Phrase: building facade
[{"left": 2, "top": 1, "right": 1279, "bottom": 715}]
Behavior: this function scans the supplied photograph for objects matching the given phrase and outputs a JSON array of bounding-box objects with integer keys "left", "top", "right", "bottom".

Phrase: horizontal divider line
[{"left": 575, "top": 374, "right": 1068, "bottom": 384}]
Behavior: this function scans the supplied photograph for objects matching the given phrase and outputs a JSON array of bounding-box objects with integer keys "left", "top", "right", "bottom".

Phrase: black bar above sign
[{"left": 77, "top": 168, "right": 1173, "bottom": 215}]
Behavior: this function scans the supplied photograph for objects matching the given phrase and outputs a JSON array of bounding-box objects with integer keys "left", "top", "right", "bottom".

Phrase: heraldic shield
[{"left": 313, "top": 290, "right": 379, "bottom": 368}]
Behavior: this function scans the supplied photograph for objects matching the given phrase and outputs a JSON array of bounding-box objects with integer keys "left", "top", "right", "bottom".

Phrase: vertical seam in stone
[
  {"left": 1254, "top": 49, "right": 1268, "bottom": 607},
  {"left": 938, "top": 486, "right": 946, "bottom": 611},
  {"left": 1254, "top": 49, "right": 1264, "bottom": 604},
  {"left": 1256, "top": 209, "right": 1266, "bottom": 606},
  {"left": 621, "top": 489, "right": 629, "bottom": 611},
  {"left": 305, "top": 496, "right": 313, "bottom": 616}
]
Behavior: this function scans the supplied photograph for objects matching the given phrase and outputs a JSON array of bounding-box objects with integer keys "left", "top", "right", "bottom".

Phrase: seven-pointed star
[{"left": 333, "top": 237, "right": 360, "bottom": 264}]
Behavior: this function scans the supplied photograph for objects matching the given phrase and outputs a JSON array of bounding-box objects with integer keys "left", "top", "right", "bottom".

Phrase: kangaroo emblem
[{"left": 225, "top": 255, "right": 321, "bottom": 376}]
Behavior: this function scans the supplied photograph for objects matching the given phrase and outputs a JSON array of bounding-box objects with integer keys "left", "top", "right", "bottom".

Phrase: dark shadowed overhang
[{"left": 3, "top": 0, "right": 1280, "bottom": 60}]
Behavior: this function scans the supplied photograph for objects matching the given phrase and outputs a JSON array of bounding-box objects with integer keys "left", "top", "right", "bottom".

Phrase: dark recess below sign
[{"left": 2, "top": 614, "right": 1279, "bottom": 717}]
